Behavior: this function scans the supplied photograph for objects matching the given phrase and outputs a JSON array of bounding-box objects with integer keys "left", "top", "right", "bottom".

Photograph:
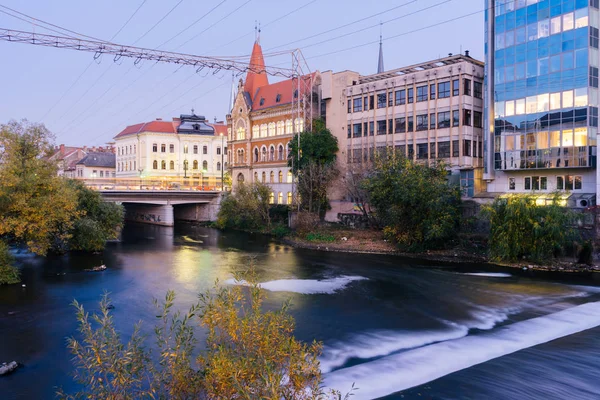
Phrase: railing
[{"left": 75, "top": 177, "right": 229, "bottom": 192}]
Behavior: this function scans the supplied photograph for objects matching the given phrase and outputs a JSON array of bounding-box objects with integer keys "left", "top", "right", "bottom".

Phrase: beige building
[{"left": 114, "top": 113, "right": 227, "bottom": 188}]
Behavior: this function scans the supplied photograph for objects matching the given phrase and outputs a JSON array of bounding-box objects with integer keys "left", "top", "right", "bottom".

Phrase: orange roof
[
  {"left": 251, "top": 73, "right": 317, "bottom": 111},
  {"left": 243, "top": 41, "right": 269, "bottom": 100},
  {"left": 210, "top": 123, "right": 228, "bottom": 136}
]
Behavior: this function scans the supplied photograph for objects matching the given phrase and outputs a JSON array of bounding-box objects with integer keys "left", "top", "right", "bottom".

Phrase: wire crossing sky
[{"left": 0, "top": 0, "right": 483, "bottom": 146}]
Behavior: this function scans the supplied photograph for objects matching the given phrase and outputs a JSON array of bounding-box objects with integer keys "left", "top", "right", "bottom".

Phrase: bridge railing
[{"left": 75, "top": 177, "right": 229, "bottom": 192}]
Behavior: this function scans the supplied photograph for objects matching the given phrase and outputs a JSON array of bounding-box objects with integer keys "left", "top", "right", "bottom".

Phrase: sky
[{"left": 0, "top": 0, "right": 484, "bottom": 146}]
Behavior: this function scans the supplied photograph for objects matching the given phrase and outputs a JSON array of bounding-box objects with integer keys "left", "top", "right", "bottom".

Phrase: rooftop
[
  {"left": 114, "top": 115, "right": 227, "bottom": 139},
  {"left": 76, "top": 152, "right": 116, "bottom": 168}
]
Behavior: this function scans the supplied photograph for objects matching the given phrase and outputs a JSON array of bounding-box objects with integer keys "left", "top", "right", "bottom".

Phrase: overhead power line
[
  {"left": 110, "top": 0, "right": 148, "bottom": 41},
  {"left": 131, "top": 0, "right": 185, "bottom": 46}
]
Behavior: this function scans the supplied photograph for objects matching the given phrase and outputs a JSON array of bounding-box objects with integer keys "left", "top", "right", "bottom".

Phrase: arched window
[
  {"left": 269, "top": 145, "right": 275, "bottom": 161},
  {"left": 294, "top": 118, "right": 304, "bottom": 133},
  {"left": 237, "top": 173, "right": 245, "bottom": 183},
  {"left": 153, "top": 143, "right": 158, "bottom": 152},
  {"left": 269, "top": 192, "right": 275, "bottom": 204},
  {"left": 277, "top": 121, "right": 284, "bottom": 135},
  {"left": 252, "top": 125, "right": 259, "bottom": 138},
  {"left": 254, "top": 147, "right": 259, "bottom": 162},
  {"left": 202, "top": 160, "right": 208, "bottom": 171},
  {"left": 285, "top": 119, "right": 293, "bottom": 134},
  {"left": 193, "top": 160, "right": 198, "bottom": 170},
  {"left": 237, "top": 149, "right": 244, "bottom": 164},
  {"left": 217, "top": 162, "right": 221, "bottom": 171},
  {"left": 270, "top": 171, "right": 274, "bottom": 183},
  {"left": 161, "top": 160, "right": 166, "bottom": 170},
  {"left": 260, "top": 124, "right": 267, "bottom": 138},
  {"left": 287, "top": 142, "right": 292, "bottom": 158},
  {"left": 287, "top": 171, "right": 292, "bottom": 183},
  {"left": 278, "top": 192, "right": 283, "bottom": 204},
  {"left": 278, "top": 145, "right": 284, "bottom": 160},
  {"left": 237, "top": 127, "right": 246, "bottom": 140},
  {"left": 153, "top": 160, "right": 158, "bottom": 169},
  {"left": 254, "top": 172, "right": 258, "bottom": 182},
  {"left": 224, "top": 161, "right": 228, "bottom": 169},
  {"left": 268, "top": 122, "right": 276, "bottom": 137},
  {"left": 287, "top": 192, "right": 292, "bottom": 204},
  {"left": 261, "top": 147, "right": 267, "bottom": 162},
  {"left": 170, "top": 161, "right": 175, "bottom": 170},
  {"left": 262, "top": 172, "right": 266, "bottom": 182},
  {"left": 278, "top": 170, "right": 283, "bottom": 183}
]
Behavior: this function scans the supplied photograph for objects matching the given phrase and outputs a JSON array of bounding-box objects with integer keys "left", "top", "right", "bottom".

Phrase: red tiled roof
[
  {"left": 210, "top": 123, "right": 228, "bottom": 136},
  {"left": 114, "top": 120, "right": 178, "bottom": 139},
  {"left": 244, "top": 41, "right": 269, "bottom": 100},
  {"left": 251, "top": 73, "right": 317, "bottom": 111}
]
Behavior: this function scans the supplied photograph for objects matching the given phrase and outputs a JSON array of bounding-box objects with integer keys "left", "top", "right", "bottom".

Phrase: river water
[{"left": 2, "top": 223, "right": 600, "bottom": 399}]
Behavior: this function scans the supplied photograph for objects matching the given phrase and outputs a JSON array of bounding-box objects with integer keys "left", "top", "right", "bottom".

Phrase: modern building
[
  {"left": 342, "top": 53, "right": 486, "bottom": 198},
  {"left": 114, "top": 113, "right": 227, "bottom": 188},
  {"left": 75, "top": 152, "right": 116, "bottom": 179},
  {"left": 484, "top": 0, "right": 598, "bottom": 207},
  {"left": 227, "top": 38, "right": 319, "bottom": 205}
]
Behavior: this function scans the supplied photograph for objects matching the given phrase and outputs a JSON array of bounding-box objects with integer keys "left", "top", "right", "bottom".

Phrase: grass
[{"left": 304, "top": 232, "right": 336, "bottom": 243}]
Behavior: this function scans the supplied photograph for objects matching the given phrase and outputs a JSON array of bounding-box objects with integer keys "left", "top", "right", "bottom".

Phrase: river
[{"left": 2, "top": 223, "right": 600, "bottom": 399}]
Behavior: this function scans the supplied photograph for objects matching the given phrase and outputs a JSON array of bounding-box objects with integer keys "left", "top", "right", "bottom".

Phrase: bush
[
  {"left": 216, "top": 182, "right": 271, "bottom": 231},
  {"left": 305, "top": 232, "right": 336, "bottom": 243},
  {"left": 294, "top": 211, "right": 320, "bottom": 235},
  {"left": 271, "top": 223, "right": 290, "bottom": 238},
  {"left": 0, "top": 241, "right": 19, "bottom": 285},
  {"left": 57, "top": 269, "right": 343, "bottom": 399},
  {"left": 363, "top": 155, "right": 461, "bottom": 251},
  {"left": 483, "top": 194, "right": 578, "bottom": 263}
]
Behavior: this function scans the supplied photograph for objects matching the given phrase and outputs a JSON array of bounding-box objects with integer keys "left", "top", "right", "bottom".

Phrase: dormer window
[
  {"left": 193, "top": 124, "right": 200, "bottom": 131},
  {"left": 276, "top": 94, "right": 281, "bottom": 103},
  {"left": 293, "top": 89, "right": 298, "bottom": 99},
  {"left": 259, "top": 98, "right": 265, "bottom": 106}
]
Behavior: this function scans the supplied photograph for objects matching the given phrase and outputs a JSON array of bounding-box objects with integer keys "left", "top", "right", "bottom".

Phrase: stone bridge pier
[{"left": 101, "top": 191, "right": 222, "bottom": 227}]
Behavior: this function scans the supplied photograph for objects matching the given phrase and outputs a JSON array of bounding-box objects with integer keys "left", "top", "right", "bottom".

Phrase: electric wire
[{"left": 131, "top": 0, "right": 185, "bottom": 46}]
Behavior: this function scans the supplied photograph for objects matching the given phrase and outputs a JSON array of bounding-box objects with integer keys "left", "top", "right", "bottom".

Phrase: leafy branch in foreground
[{"left": 57, "top": 269, "right": 352, "bottom": 399}]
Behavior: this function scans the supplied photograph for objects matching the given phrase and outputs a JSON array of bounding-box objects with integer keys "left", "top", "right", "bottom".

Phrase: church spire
[
  {"left": 244, "top": 31, "right": 269, "bottom": 100},
  {"left": 377, "top": 22, "right": 384, "bottom": 74}
]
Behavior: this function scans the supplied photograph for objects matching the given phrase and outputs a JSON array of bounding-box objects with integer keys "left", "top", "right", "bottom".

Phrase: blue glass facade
[{"left": 485, "top": 0, "right": 599, "bottom": 172}]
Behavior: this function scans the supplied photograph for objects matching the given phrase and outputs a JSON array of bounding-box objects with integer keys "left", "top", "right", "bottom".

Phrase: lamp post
[
  {"left": 220, "top": 132, "right": 225, "bottom": 191},
  {"left": 183, "top": 159, "right": 188, "bottom": 179}
]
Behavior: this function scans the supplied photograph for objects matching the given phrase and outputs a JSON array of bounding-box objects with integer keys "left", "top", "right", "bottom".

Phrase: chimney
[
  {"left": 448, "top": 53, "right": 453, "bottom": 57},
  {"left": 465, "top": 50, "right": 470, "bottom": 57},
  {"left": 156, "top": 118, "right": 163, "bottom": 121},
  {"left": 60, "top": 144, "right": 65, "bottom": 153}
]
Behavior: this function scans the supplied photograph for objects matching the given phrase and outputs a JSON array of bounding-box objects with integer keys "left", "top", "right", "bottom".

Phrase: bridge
[{"left": 79, "top": 179, "right": 225, "bottom": 227}]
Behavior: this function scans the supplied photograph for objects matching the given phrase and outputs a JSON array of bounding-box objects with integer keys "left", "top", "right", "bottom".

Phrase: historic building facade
[
  {"left": 484, "top": 0, "right": 598, "bottom": 208},
  {"left": 227, "top": 39, "right": 319, "bottom": 205},
  {"left": 114, "top": 114, "right": 227, "bottom": 188}
]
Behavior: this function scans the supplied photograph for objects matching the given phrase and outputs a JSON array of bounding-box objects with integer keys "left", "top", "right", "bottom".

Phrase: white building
[
  {"left": 114, "top": 114, "right": 227, "bottom": 188},
  {"left": 75, "top": 152, "right": 116, "bottom": 179}
]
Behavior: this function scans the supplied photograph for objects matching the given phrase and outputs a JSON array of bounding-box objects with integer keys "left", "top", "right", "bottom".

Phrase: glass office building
[{"left": 485, "top": 0, "right": 599, "bottom": 203}]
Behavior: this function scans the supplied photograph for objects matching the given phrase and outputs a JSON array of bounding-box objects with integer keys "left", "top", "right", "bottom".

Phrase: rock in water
[
  {"left": 0, "top": 361, "right": 19, "bottom": 376},
  {"left": 85, "top": 265, "right": 107, "bottom": 272}
]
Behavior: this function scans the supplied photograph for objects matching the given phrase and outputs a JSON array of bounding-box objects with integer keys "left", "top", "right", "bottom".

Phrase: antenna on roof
[
  {"left": 191, "top": 108, "right": 195, "bottom": 115},
  {"left": 258, "top": 21, "right": 261, "bottom": 43},
  {"left": 254, "top": 20, "right": 258, "bottom": 42}
]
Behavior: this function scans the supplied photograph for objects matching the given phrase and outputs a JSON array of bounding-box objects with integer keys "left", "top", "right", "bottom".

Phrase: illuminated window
[
  {"left": 278, "top": 170, "right": 283, "bottom": 183},
  {"left": 287, "top": 192, "right": 292, "bottom": 204},
  {"left": 270, "top": 171, "right": 274, "bottom": 183},
  {"left": 203, "top": 161, "right": 208, "bottom": 170},
  {"left": 193, "top": 160, "right": 198, "bottom": 170},
  {"left": 153, "top": 160, "right": 158, "bottom": 169},
  {"left": 170, "top": 161, "right": 174, "bottom": 170},
  {"left": 278, "top": 192, "right": 283, "bottom": 204},
  {"left": 161, "top": 160, "right": 166, "bottom": 170},
  {"left": 287, "top": 171, "right": 292, "bottom": 183}
]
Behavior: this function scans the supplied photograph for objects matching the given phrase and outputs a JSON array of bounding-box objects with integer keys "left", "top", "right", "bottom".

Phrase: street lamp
[{"left": 183, "top": 159, "right": 188, "bottom": 179}]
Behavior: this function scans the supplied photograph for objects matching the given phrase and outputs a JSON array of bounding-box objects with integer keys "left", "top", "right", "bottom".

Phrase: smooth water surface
[{"left": 2, "top": 223, "right": 600, "bottom": 399}]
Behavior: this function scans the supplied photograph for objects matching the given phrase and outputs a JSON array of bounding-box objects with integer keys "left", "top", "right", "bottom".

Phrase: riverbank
[{"left": 283, "top": 227, "right": 600, "bottom": 275}]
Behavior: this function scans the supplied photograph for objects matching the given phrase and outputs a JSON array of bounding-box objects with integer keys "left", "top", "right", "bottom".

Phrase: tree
[
  {"left": 0, "top": 120, "right": 80, "bottom": 255},
  {"left": 0, "top": 241, "right": 19, "bottom": 285},
  {"left": 58, "top": 269, "right": 343, "bottom": 399},
  {"left": 288, "top": 120, "right": 339, "bottom": 216},
  {"left": 362, "top": 154, "right": 461, "bottom": 251},
  {"left": 483, "top": 194, "right": 578, "bottom": 263},
  {"left": 344, "top": 163, "right": 377, "bottom": 226},
  {"left": 216, "top": 182, "right": 272, "bottom": 231}
]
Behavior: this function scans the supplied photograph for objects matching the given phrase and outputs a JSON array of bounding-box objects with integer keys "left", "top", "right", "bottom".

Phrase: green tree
[
  {"left": 58, "top": 269, "right": 345, "bottom": 399},
  {"left": 0, "top": 241, "right": 20, "bottom": 285},
  {"left": 288, "top": 120, "right": 339, "bottom": 215},
  {"left": 0, "top": 120, "right": 80, "bottom": 255},
  {"left": 216, "top": 182, "right": 272, "bottom": 231},
  {"left": 362, "top": 154, "right": 461, "bottom": 251},
  {"left": 483, "top": 194, "right": 578, "bottom": 263}
]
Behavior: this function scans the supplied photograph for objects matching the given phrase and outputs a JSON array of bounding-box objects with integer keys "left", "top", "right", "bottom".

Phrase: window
[
  {"left": 217, "top": 162, "right": 221, "bottom": 171},
  {"left": 395, "top": 90, "right": 406, "bottom": 105},
  {"left": 437, "top": 111, "right": 451, "bottom": 128},
  {"left": 463, "top": 79, "right": 471, "bottom": 96},
  {"left": 541, "top": 177, "right": 547, "bottom": 190},
  {"left": 193, "top": 160, "right": 198, "bottom": 170},
  {"left": 416, "top": 85, "right": 428, "bottom": 102},
  {"left": 184, "top": 145, "right": 188, "bottom": 154},
  {"left": 369, "top": 121, "right": 375, "bottom": 136},
  {"left": 388, "top": 92, "right": 393, "bottom": 106},
  {"left": 509, "top": 177, "right": 516, "bottom": 190},
  {"left": 353, "top": 97, "right": 362, "bottom": 112},
  {"left": 524, "top": 177, "right": 531, "bottom": 190},
  {"left": 170, "top": 161, "right": 174, "bottom": 170},
  {"left": 438, "top": 82, "right": 450, "bottom": 98},
  {"left": 591, "top": 67, "right": 599, "bottom": 88},
  {"left": 416, "top": 114, "right": 428, "bottom": 131},
  {"left": 153, "top": 143, "right": 158, "bottom": 152},
  {"left": 287, "top": 171, "right": 292, "bottom": 183},
  {"left": 168, "top": 144, "right": 174, "bottom": 153},
  {"left": 217, "top": 146, "right": 221, "bottom": 155},
  {"left": 270, "top": 171, "right": 274, "bottom": 183},
  {"left": 438, "top": 142, "right": 450, "bottom": 158},
  {"left": 276, "top": 94, "right": 281, "bottom": 103},
  {"left": 100, "top": 171, "right": 104, "bottom": 178},
  {"left": 377, "top": 92, "right": 387, "bottom": 108},
  {"left": 377, "top": 120, "right": 386, "bottom": 135},
  {"left": 153, "top": 160, "right": 158, "bottom": 169},
  {"left": 193, "top": 145, "right": 198, "bottom": 154},
  {"left": 287, "top": 192, "right": 292, "bottom": 204},
  {"left": 463, "top": 109, "right": 472, "bottom": 126},
  {"left": 363, "top": 96, "right": 369, "bottom": 111},
  {"left": 417, "top": 143, "right": 428, "bottom": 159},
  {"left": 407, "top": 116, "right": 414, "bottom": 132},
  {"left": 353, "top": 123, "right": 362, "bottom": 138},
  {"left": 262, "top": 172, "right": 266, "bottom": 183},
  {"left": 388, "top": 118, "right": 393, "bottom": 134},
  {"left": 591, "top": 27, "right": 599, "bottom": 49},
  {"left": 203, "top": 146, "right": 207, "bottom": 155},
  {"left": 161, "top": 160, "right": 166, "bottom": 170},
  {"left": 407, "top": 88, "right": 414, "bottom": 103},
  {"left": 202, "top": 161, "right": 207, "bottom": 171},
  {"left": 278, "top": 192, "right": 283, "bottom": 204},
  {"left": 430, "top": 113, "right": 436, "bottom": 129},
  {"left": 452, "top": 110, "right": 459, "bottom": 127},
  {"left": 269, "top": 146, "right": 275, "bottom": 161},
  {"left": 474, "top": 81, "right": 483, "bottom": 99},
  {"left": 430, "top": 84, "right": 436, "bottom": 100},
  {"left": 278, "top": 145, "right": 284, "bottom": 160},
  {"left": 559, "top": 175, "right": 583, "bottom": 190},
  {"left": 278, "top": 170, "right": 283, "bottom": 183},
  {"left": 463, "top": 140, "right": 471, "bottom": 157},
  {"left": 452, "top": 140, "right": 459, "bottom": 157},
  {"left": 261, "top": 147, "right": 267, "bottom": 162},
  {"left": 395, "top": 117, "right": 406, "bottom": 133},
  {"left": 347, "top": 99, "right": 351, "bottom": 113},
  {"left": 259, "top": 98, "right": 265, "bottom": 106},
  {"left": 161, "top": 144, "right": 166, "bottom": 153},
  {"left": 369, "top": 95, "right": 374, "bottom": 109},
  {"left": 474, "top": 111, "right": 483, "bottom": 128},
  {"left": 452, "top": 79, "right": 459, "bottom": 96}
]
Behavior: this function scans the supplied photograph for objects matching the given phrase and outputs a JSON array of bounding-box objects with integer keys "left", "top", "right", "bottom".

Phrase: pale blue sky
[{"left": 0, "top": 0, "right": 484, "bottom": 146}]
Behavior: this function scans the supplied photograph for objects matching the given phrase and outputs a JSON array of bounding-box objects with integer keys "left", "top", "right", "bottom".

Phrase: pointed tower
[
  {"left": 244, "top": 31, "right": 269, "bottom": 101},
  {"left": 377, "top": 31, "right": 385, "bottom": 74}
]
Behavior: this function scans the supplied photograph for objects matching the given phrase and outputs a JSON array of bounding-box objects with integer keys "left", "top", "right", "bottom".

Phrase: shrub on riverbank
[
  {"left": 58, "top": 269, "right": 343, "bottom": 399},
  {"left": 483, "top": 194, "right": 578, "bottom": 263},
  {"left": 0, "top": 241, "right": 19, "bottom": 285},
  {"left": 216, "top": 182, "right": 272, "bottom": 231}
]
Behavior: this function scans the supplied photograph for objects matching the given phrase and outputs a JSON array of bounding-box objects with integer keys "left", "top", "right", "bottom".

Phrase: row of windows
[
  {"left": 347, "top": 79, "right": 482, "bottom": 113},
  {"left": 118, "top": 145, "right": 136, "bottom": 156},
  {"left": 347, "top": 109, "right": 482, "bottom": 138},
  {"left": 495, "top": 10, "right": 590, "bottom": 50},
  {"left": 495, "top": 87, "right": 588, "bottom": 117},
  {"left": 346, "top": 140, "right": 484, "bottom": 163},
  {"left": 118, "top": 161, "right": 136, "bottom": 172},
  {"left": 495, "top": 128, "right": 590, "bottom": 152},
  {"left": 151, "top": 143, "right": 223, "bottom": 155},
  {"left": 234, "top": 119, "right": 304, "bottom": 141},
  {"left": 494, "top": 0, "right": 593, "bottom": 20},
  {"left": 495, "top": 49, "right": 589, "bottom": 84},
  {"left": 508, "top": 175, "right": 583, "bottom": 191},
  {"left": 252, "top": 170, "right": 293, "bottom": 184},
  {"left": 253, "top": 144, "right": 288, "bottom": 163},
  {"left": 151, "top": 160, "right": 223, "bottom": 171},
  {"left": 495, "top": 146, "right": 590, "bottom": 170},
  {"left": 90, "top": 170, "right": 115, "bottom": 178}
]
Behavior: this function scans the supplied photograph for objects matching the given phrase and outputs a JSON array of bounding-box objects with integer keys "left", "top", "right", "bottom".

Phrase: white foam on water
[
  {"left": 324, "top": 301, "right": 600, "bottom": 400},
  {"left": 464, "top": 272, "right": 512, "bottom": 278},
  {"left": 225, "top": 276, "right": 367, "bottom": 294}
]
